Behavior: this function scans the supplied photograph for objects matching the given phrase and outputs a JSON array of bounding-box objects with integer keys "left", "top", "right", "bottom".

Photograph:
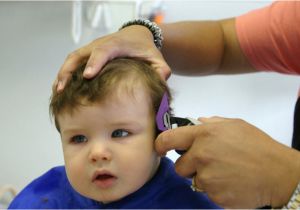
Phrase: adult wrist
[
  {"left": 281, "top": 181, "right": 300, "bottom": 209},
  {"left": 120, "top": 19, "right": 163, "bottom": 50},
  {"left": 282, "top": 154, "right": 300, "bottom": 209},
  {"left": 272, "top": 149, "right": 300, "bottom": 208}
]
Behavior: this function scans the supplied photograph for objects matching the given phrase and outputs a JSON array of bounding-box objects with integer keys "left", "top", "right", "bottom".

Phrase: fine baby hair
[{"left": 50, "top": 58, "right": 172, "bottom": 133}]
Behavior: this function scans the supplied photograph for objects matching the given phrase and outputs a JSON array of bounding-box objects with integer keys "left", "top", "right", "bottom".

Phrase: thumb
[
  {"left": 150, "top": 56, "right": 171, "bottom": 80},
  {"left": 155, "top": 126, "right": 196, "bottom": 155}
]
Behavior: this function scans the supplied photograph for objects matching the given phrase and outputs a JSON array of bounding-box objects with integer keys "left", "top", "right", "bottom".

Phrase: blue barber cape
[{"left": 9, "top": 157, "right": 220, "bottom": 209}]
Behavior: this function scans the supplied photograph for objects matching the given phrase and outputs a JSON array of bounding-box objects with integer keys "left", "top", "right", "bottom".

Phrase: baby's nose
[{"left": 88, "top": 141, "right": 112, "bottom": 163}]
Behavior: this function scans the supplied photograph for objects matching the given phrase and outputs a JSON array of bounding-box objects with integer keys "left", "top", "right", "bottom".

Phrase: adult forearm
[
  {"left": 160, "top": 18, "right": 255, "bottom": 76},
  {"left": 56, "top": 18, "right": 256, "bottom": 91}
]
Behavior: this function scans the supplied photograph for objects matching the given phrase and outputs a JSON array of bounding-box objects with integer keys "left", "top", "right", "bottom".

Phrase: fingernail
[{"left": 84, "top": 67, "right": 93, "bottom": 77}]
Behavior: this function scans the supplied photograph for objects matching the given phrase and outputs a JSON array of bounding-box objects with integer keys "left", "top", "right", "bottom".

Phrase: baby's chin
[
  {"left": 80, "top": 189, "right": 124, "bottom": 204},
  {"left": 67, "top": 182, "right": 121, "bottom": 204},
  {"left": 90, "top": 189, "right": 136, "bottom": 204}
]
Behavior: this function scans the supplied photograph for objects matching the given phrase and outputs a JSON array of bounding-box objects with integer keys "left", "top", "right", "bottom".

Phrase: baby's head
[{"left": 50, "top": 58, "right": 171, "bottom": 203}]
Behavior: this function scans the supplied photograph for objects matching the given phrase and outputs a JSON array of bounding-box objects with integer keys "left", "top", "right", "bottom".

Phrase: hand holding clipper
[{"left": 156, "top": 93, "right": 201, "bottom": 154}]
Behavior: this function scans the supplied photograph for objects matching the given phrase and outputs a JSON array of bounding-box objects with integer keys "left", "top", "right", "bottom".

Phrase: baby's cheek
[{"left": 65, "top": 161, "right": 84, "bottom": 186}]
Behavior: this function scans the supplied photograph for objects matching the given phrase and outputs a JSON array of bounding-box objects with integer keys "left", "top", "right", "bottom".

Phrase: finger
[
  {"left": 155, "top": 126, "right": 198, "bottom": 155},
  {"left": 56, "top": 47, "right": 90, "bottom": 92},
  {"left": 174, "top": 150, "right": 198, "bottom": 177},
  {"left": 52, "top": 78, "right": 58, "bottom": 93},
  {"left": 83, "top": 43, "right": 119, "bottom": 79},
  {"left": 193, "top": 174, "right": 205, "bottom": 192},
  {"left": 174, "top": 136, "right": 206, "bottom": 178},
  {"left": 149, "top": 54, "right": 172, "bottom": 80}
]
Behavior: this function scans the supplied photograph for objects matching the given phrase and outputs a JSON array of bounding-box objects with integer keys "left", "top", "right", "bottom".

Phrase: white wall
[{"left": 0, "top": 1, "right": 299, "bottom": 193}]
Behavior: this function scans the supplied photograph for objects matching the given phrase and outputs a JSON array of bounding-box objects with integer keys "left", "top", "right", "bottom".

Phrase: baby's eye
[
  {"left": 71, "top": 135, "right": 88, "bottom": 143},
  {"left": 111, "top": 129, "right": 129, "bottom": 138}
]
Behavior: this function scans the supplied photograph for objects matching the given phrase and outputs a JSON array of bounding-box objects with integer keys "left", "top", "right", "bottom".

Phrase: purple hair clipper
[{"left": 156, "top": 92, "right": 201, "bottom": 154}]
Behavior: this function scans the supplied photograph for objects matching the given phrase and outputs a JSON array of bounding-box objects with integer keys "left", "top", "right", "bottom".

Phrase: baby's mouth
[
  {"left": 92, "top": 172, "right": 117, "bottom": 188},
  {"left": 96, "top": 174, "right": 114, "bottom": 181}
]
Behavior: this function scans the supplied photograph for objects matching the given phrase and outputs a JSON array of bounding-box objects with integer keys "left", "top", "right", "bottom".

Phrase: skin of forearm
[{"left": 159, "top": 18, "right": 256, "bottom": 76}]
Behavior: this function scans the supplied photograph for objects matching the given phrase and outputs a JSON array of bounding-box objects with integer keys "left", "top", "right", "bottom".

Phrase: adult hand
[
  {"left": 155, "top": 116, "right": 300, "bottom": 208},
  {"left": 54, "top": 25, "right": 171, "bottom": 92}
]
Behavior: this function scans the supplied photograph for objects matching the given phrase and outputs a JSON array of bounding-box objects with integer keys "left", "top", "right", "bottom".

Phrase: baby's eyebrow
[
  {"left": 60, "top": 128, "right": 84, "bottom": 136},
  {"left": 108, "top": 122, "right": 142, "bottom": 130},
  {"left": 108, "top": 120, "right": 145, "bottom": 130},
  {"left": 109, "top": 120, "right": 139, "bottom": 126}
]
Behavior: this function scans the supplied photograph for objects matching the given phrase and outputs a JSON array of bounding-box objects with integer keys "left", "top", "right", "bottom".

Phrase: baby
[{"left": 9, "top": 58, "right": 219, "bottom": 209}]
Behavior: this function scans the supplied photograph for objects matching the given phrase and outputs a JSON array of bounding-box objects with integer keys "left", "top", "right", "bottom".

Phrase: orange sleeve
[{"left": 236, "top": 1, "right": 300, "bottom": 75}]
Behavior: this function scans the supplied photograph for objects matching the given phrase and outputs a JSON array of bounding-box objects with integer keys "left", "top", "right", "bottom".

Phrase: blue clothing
[{"left": 9, "top": 157, "right": 220, "bottom": 209}]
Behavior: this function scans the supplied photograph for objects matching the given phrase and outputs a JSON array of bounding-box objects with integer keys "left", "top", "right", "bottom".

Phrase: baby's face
[{"left": 57, "top": 88, "right": 160, "bottom": 203}]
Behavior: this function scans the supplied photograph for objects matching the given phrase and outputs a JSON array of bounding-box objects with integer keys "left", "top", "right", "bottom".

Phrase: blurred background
[{"left": 0, "top": 0, "right": 299, "bottom": 206}]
